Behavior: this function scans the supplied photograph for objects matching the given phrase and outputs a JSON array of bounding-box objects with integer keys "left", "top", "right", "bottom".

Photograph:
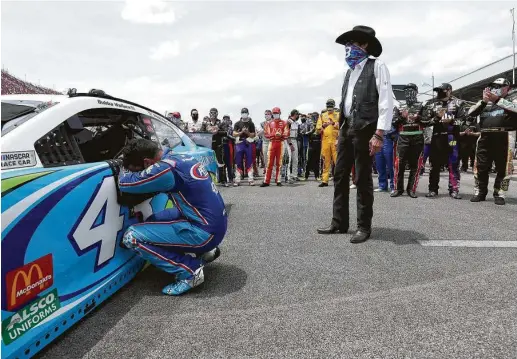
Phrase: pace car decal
[{"left": 1, "top": 151, "right": 37, "bottom": 170}]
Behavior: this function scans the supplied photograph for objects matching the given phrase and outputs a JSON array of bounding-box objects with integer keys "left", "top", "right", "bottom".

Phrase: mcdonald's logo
[{"left": 6, "top": 254, "right": 53, "bottom": 311}]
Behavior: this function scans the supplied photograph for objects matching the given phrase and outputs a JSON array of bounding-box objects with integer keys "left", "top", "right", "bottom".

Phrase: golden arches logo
[
  {"left": 6, "top": 253, "right": 53, "bottom": 310},
  {"left": 10, "top": 264, "right": 44, "bottom": 307}
]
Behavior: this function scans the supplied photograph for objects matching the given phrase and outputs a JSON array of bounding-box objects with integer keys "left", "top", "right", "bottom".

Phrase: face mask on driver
[
  {"left": 192, "top": 113, "right": 199, "bottom": 120},
  {"left": 265, "top": 114, "right": 272, "bottom": 120},
  {"left": 405, "top": 89, "right": 417, "bottom": 104},
  {"left": 273, "top": 114, "right": 280, "bottom": 119},
  {"left": 241, "top": 113, "right": 249, "bottom": 119},
  {"left": 490, "top": 87, "right": 503, "bottom": 97}
]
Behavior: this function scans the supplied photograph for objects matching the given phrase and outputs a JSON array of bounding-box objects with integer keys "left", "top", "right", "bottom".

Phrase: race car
[{"left": 1, "top": 89, "right": 219, "bottom": 359}]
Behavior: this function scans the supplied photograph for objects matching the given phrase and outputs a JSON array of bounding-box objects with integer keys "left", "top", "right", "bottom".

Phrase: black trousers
[
  {"left": 474, "top": 132, "right": 511, "bottom": 197},
  {"left": 306, "top": 142, "right": 321, "bottom": 179},
  {"left": 212, "top": 140, "right": 226, "bottom": 183},
  {"left": 332, "top": 124, "right": 376, "bottom": 232},
  {"left": 459, "top": 136, "right": 476, "bottom": 170},
  {"left": 394, "top": 134, "right": 424, "bottom": 193},
  {"left": 428, "top": 134, "right": 460, "bottom": 193}
]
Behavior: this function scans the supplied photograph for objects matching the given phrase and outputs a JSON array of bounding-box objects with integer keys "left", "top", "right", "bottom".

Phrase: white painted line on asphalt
[{"left": 417, "top": 240, "right": 517, "bottom": 248}]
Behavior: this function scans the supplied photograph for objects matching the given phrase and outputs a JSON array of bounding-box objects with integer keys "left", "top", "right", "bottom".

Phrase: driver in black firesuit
[
  {"left": 423, "top": 83, "right": 467, "bottom": 199},
  {"left": 391, "top": 83, "right": 426, "bottom": 198},
  {"left": 467, "top": 78, "right": 517, "bottom": 205}
]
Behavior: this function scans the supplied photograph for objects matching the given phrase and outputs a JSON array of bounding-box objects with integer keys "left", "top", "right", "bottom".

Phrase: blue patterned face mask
[{"left": 345, "top": 44, "right": 368, "bottom": 69}]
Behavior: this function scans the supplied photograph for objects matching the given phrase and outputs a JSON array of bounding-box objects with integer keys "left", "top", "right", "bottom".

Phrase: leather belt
[{"left": 481, "top": 127, "right": 511, "bottom": 132}]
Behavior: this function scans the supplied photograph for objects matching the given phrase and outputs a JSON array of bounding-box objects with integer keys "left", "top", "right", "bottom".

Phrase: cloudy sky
[{"left": 1, "top": 0, "right": 515, "bottom": 120}]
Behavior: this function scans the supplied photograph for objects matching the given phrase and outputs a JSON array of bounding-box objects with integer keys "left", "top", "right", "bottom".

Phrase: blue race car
[{"left": 1, "top": 89, "right": 219, "bottom": 359}]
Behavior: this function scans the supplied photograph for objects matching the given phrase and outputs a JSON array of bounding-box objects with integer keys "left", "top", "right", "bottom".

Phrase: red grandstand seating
[{"left": 1, "top": 70, "right": 61, "bottom": 95}]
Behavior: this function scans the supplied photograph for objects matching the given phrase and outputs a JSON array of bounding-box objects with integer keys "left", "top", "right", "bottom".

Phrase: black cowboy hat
[{"left": 335, "top": 25, "right": 382, "bottom": 57}]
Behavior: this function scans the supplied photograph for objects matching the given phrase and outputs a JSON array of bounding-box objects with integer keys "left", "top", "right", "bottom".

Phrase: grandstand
[{"left": 1, "top": 69, "right": 62, "bottom": 95}]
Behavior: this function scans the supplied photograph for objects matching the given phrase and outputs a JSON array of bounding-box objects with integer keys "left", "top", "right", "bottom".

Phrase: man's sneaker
[
  {"left": 390, "top": 190, "right": 403, "bottom": 198},
  {"left": 276, "top": 182, "right": 283, "bottom": 186},
  {"left": 249, "top": 180, "right": 255, "bottom": 186},
  {"left": 494, "top": 196, "right": 505, "bottom": 205},
  {"left": 199, "top": 247, "right": 221, "bottom": 264},
  {"left": 162, "top": 267, "right": 204, "bottom": 296},
  {"left": 470, "top": 195, "right": 486, "bottom": 202},
  {"left": 233, "top": 182, "right": 239, "bottom": 187},
  {"left": 288, "top": 179, "right": 295, "bottom": 184},
  {"left": 350, "top": 184, "right": 357, "bottom": 189},
  {"left": 450, "top": 192, "right": 462, "bottom": 199},
  {"left": 260, "top": 182, "right": 269, "bottom": 187},
  {"left": 299, "top": 177, "right": 306, "bottom": 181},
  {"left": 426, "top": 191, "right": 438, "bottom": 198},
  {"left": 318, "top": 182, "right": 328, "bottom": 187},
  {"left": 374, "top": 188, "right": 388, "bottom": 192}
]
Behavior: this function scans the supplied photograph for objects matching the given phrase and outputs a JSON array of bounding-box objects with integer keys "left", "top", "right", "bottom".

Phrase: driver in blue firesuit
[{"left": 117, "top": 139, "right": 227, "bottom": 296}]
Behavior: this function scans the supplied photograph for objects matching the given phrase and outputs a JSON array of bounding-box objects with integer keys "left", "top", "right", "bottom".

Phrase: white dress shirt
[
  {"left": 343, "top": 57, "right": 394, "bottom": 131},
  {"left": 186, "top": 117, "right": 203, "bottom": 132}
]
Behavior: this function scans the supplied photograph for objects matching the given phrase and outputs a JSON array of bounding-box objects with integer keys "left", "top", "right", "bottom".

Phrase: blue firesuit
[
  {"left": 375, "top": 125, "right": 398, "bottom": 191},
  {"left": 118, "top": 148, "right": 227, "bottom": 283}
]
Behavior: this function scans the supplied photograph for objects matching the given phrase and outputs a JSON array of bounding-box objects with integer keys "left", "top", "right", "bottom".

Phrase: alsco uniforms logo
[{"left": 6, "top": 254, "right": 54, "bottom": 311}]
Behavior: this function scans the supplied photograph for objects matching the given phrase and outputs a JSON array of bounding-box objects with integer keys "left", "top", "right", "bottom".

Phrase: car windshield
[
  {"left": 148, "top": 115, "right": 195, "bottom": 150},
  {"left": 1, "top": 100, "right": 59, "bottom": 136}
]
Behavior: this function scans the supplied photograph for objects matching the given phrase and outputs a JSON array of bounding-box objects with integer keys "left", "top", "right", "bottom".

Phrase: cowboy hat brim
[{"left": 335, "top": 30, "right": 382, "bottom": 57}]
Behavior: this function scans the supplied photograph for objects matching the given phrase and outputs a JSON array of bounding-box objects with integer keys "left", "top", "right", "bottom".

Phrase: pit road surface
[{"left": 39, "top": 170, "right": 517, "bottom": 359}]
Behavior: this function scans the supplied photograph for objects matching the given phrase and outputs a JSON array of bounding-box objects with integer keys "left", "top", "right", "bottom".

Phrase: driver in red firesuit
[{"left": 261, "top": 107, "right": 289, "bottom": 187}]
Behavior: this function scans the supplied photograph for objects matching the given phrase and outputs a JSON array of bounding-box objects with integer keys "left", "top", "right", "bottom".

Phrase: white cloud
[
  {"left": 121, "top": 0, "right": 178, "bottom": 25},
  {"left": 188, "top": 41, "right": 200, "bottom": 51},
  {"left": 149, "top": 40, "right": 180, "bottom": 60},
  {"left": 295, "top": 103, "right": 315, "bottom": 113}
]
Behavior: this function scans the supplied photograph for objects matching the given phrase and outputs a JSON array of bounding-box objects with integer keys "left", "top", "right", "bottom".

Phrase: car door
[{"left": 1, "top": 106, "right": 150, "bottom": 359}]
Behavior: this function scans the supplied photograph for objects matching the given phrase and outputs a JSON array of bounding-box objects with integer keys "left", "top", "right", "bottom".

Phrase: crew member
[
  {"left": 468, "top": 78, "right": 517, "bottom": 205},
  {"left": 318, "top": 25, "right": 394, "bottom": 243},
  {"left": 287, "top": 109, "right": 300, "bottom": 184},
  {"left": 317, "top": 99, "right": 339, "bottom": 187},
  {"left": 261, "top": 110, "right": 273, "bottom": 175},
  {"left": 118, "top": 139, "right": 227, "bottom": 295},
  {"left": 221, "top": 115, "right": 235, "bottom": 186},
  {"left": 233, "top": 108, "right": 256, "bottom": 186},
  {"left": 261, "top": 107, "right": 289, "bottom": 186},
  {"left": 420, "top": 124, "right": 433, "bottom": 175},
  {"left": 167, "top": 112, "right": 187, "bottom": 131},
  {"left": 459, "top": 111, "right": 478, "bottom": 172},
  {"left": 423, "top": 83, "right": 467, "bottom": 199},
  {"left": 391, "top": 83, "right": 426, "bottom": 198},
  {"left": 299, "top": 114, "right": 311, "bottom": 178},
  {"left": 305, "top": 113, "right": 322, "bottom": 180},
  {"left": 201, "top": 108, "right": 228, "bottom": 185},
  {"left": 186, "top": 109, "right": 203, "bottom": 132},
  {"left": 374, "top": 105, "right": 397, "bottom": 193}
]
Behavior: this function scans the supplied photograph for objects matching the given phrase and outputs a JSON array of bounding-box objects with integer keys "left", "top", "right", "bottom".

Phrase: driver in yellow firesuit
[{"left": 317, "top": 99, "right": 340, "bottom": 187}]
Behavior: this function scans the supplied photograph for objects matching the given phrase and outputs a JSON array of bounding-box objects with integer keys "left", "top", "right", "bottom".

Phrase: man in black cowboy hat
[{"left": 317, "top": 25, "right": 394, "bottom": 243}]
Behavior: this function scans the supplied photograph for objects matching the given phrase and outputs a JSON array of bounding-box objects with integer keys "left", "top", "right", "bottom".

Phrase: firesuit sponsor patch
[
  {"left": 1, "top": 151, "right": 37, "bottom": 169},
  {"left": 190, "top": 163, "right": 209, "bottom": 180}
]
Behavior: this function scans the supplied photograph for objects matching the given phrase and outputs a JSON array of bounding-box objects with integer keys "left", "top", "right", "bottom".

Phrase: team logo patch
[{"left": 190, "top": 163, "right": 209, "bottom": 180}]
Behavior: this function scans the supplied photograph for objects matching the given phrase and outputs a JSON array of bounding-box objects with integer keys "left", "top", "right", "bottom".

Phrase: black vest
[{"left": 339, "top": 58, "right": 379, "bottom": 131}]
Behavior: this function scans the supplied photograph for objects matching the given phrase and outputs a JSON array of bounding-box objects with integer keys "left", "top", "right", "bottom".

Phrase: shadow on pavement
[
  {"left": 141, "top": 263, "right": 248, "bottom": 299},
  {"left": 373, "top": 227, "right": 429, "bottom": 245}
]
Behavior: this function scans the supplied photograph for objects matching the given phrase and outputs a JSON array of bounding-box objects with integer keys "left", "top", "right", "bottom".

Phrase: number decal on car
[{"left": 69, "top": 177, "right": 124, "bottom": 270}]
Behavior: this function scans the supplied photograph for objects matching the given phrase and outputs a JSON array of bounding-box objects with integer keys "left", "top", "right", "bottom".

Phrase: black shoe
[
  {"left": 450, "top": 192, "right": 462, "bottom": 199},
  {"left": 276, "top": 182, "right": 282, "bottom": 186},
  {"left": 260, "top": 183, "right": 269, "bottom": 187},
  {"left": 317, "top": 225, "right": 348, "bottom": 234},
  {"left": 407, "top": 190, "right": 418, "bottom": 198},
  {"left": 318, "top": 182, "right": 328, "bottom": 187},
  {"left": 350, "top": 230, "right": 371, "bottom": 243},
  {"left": 470, "top": 195, "right": 486, "bottom": 202},
  {"left": 198, "top": 247, "right": 221, "bottom": 263},
  {"left": 426, "top": 191, "right": 438, "bottom": 198},
  {"left": 390, "top": 190, "right": 403, "bottom": 198},
  {"left": 494, "top": 196, "right": 505, "bottom": 205}
]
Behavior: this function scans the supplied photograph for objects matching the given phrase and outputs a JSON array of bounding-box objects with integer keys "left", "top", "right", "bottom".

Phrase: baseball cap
[
  {"left": 433, "top": 83, "right": 452, "bottom": 92},
  {"left": 491, "top": 78, "right": 510, "bottom": 87}
]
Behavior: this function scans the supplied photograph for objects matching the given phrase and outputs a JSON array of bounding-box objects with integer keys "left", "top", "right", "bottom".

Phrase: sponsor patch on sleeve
[
  {"left": 1, "top": 151, "right": 37, "bottom": 170},
  {"left": 190, "top": 163, "right": 209, "bottom": 180}
]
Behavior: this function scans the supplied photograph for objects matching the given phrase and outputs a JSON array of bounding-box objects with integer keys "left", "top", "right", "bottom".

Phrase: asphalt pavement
[{"left": 38, "top": 168, "right": 517, "bottom": 359}]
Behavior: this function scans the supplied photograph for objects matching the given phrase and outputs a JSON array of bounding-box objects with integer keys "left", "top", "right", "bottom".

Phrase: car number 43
[{"left": 69, "top": 177, "right": 152, "bottom": 270}]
